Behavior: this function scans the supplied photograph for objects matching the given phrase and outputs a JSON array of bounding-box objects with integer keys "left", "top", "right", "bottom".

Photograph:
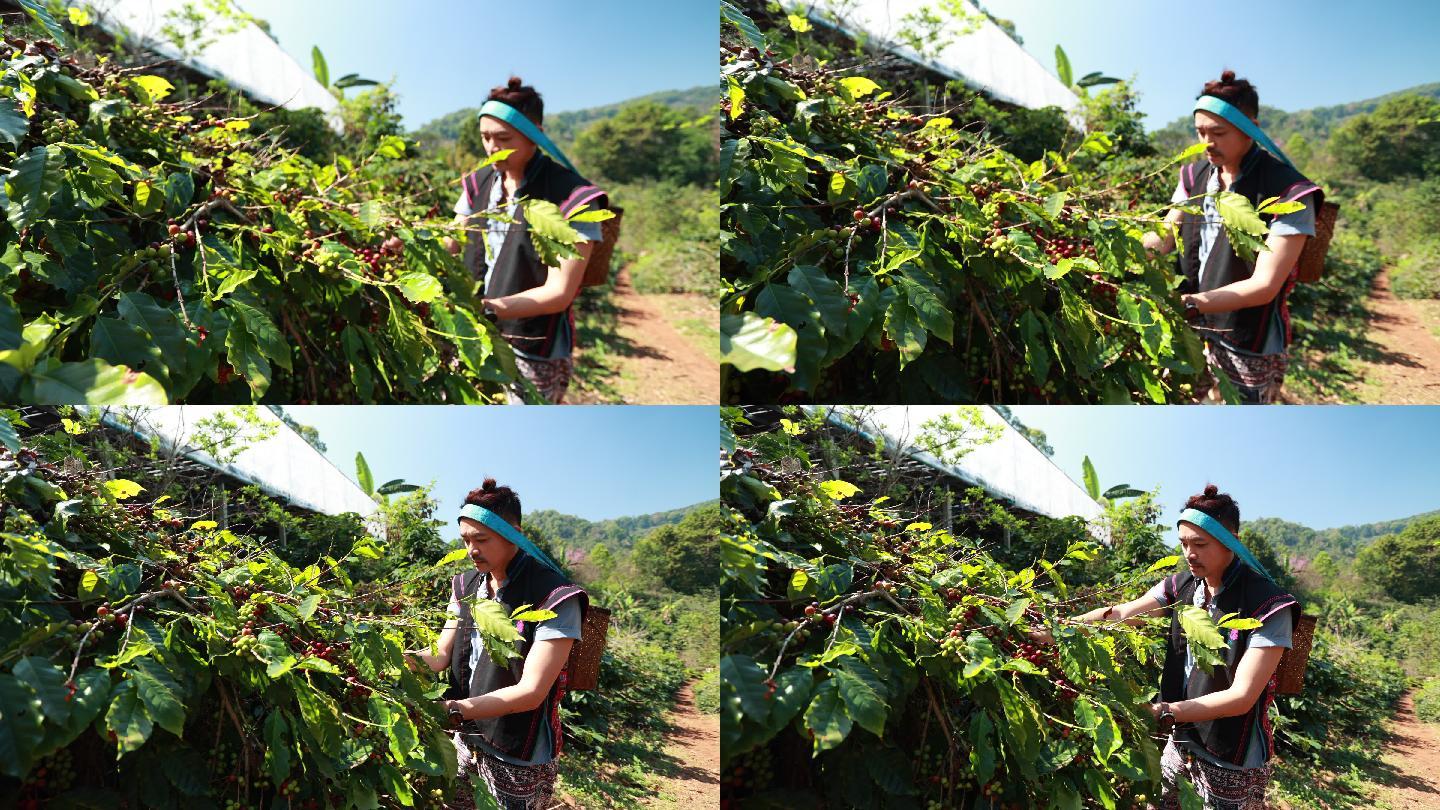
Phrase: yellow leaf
[
  {"left": 787, "top": 13, "right": 812, "bottom": 32},
  {"left": 68, "top": 7, "right": 92, "bottom": 26},
  {"left": 224, "top": 120, "right": 251, "bottom": 131},
  {"left": 905, "top": 522, "right": 932, "bottom": 532},
  {"left": 103, "top": 479, "right": 144, "bottom": 500},
  {"left": 128, "top": 75, "right": 174, "bottom": 104},
  {"left": 190, "top": 520, "right": 218, "bottom": 531},
  {"left": 839, "top": 77, "right": 881, "bottom": 101},
  {"left": 819, "top": 480, "right": 860, "bottom": 500},
  {"left": 434, "top": 548, "right": 469, "bottom": 567},
  {"left": 61, "top": 418, "right": 86, "bottom": 435}
]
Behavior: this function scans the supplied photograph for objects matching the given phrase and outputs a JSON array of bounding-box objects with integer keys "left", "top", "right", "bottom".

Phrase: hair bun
[
  {"left": 507, "top": 76, "right": 524, "bottom": 91},
  {"left": 482, "top": 477, "right": 498, "bottom": 492},
  {"left": 1203, "top": 483, "right": 1220, "bottom": 497},
  {"left": 1220, "top": 69, "right": 1236, "bottom": 84}
]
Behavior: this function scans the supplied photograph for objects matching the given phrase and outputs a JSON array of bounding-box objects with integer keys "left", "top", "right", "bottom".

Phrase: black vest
[
  {"left": 1159, "top": 559, "right": 1299, "bottom": 766},
  {"left": 462, "top": 154, "right": 606, "bottom": 358},
  {"left": 1176, "top": 144, "right": 1320, "bottom": 352},
  {"left": 448, "top": 551, "right": 588, "bottom": 760}
]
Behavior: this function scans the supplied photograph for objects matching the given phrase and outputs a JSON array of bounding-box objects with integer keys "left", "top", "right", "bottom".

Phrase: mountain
[
  {"left": 1149, "top": 81, "right": 1440, "bottom": 156},
  {"left": 1245, "top": 508, "right": 1440, "bottom": 563},
  {"left": 410, "top": 85, "right": 713, "bottom": 149},
  {"left": 525, "top": 500, "right": 719, "bottom": 552}
]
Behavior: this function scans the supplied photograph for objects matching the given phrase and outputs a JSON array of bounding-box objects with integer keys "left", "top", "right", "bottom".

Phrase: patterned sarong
[
  {"left": 1199, "top": 341, "right": 1288, "bottom": 404},
  {"left": 452, "top": 732, "right": 560, "bottom": 810},
  {"left": 507, "top": 355, "right": 574, "bottom": 405},
  {"left": 1160, "top": 737, "right": 1272, "bottom": 809}
]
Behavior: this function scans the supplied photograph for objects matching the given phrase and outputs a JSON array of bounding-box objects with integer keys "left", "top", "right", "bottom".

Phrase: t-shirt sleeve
[
  {"left": 453, "top": 188, "right": 471, "bottom": 218},
  {"left": 1268, "top": 194, "right": 1317, "bottom": 238},
  {"left": 1171, "top": 177, "right": 1188, "bottom": 205},
  {"left": 1248, "top": 605, "right": 1294, "bottom": 650},
  {"left": 1146, "top": 577, "right": 1175, "bottom": 607},
  {"left": 534, "top": 597, "right": 583, "bottom": 642},
  {"left": 573, "top": 221, "right": 604, "bottom": 243}
]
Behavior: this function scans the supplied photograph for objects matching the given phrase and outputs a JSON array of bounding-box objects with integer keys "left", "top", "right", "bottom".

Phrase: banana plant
[
  {"left": 311, "top": 45, "right": 379, "bottom": 99},
  {"left": 1081, "top": 455, "right": 1144, "bottom": 507},
  {"left": 1054, "top": 44, "right": 1120, "bottom": 94},
  {"left": 354, "top": 451, "right": 420, "bottom": 505}
]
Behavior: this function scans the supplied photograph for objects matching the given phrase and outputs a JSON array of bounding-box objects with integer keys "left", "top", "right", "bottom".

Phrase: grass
[{"left": 1286, "top": 234, "right": 1387, "bottom": 402}]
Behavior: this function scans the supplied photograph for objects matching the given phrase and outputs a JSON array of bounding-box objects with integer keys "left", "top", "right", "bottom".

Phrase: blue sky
[
  {"left": 1006, "top": 406, "right": 1440, "bottom": 538},
  {"left": 976, "top": 0, "right": 1440, "bottom": 131},
  {"left": 280, "top": 406, "right": 718, "bottom": 539},
  {"left": 230, "top": 0, "right": 716, "bottom": 128}
]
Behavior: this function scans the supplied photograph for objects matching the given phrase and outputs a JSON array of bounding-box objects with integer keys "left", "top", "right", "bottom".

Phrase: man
[
  {"left": 406, "top": 479, "right": 586, "bottom": 809},
  {"left": 1143, "top": 71, "right": 1322, "bottom": 404},
  {"left": 442, "top": 77, "right": 606, "bottom": 404}
]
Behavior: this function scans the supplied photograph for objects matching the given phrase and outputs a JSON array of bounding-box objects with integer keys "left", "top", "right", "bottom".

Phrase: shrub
[
  {"left": 1415, "top": 677, "right": 1440, "bottom": 724},
  {"left": 694, "top": 667, "right": 720, "bottom": 714},
  {"left": 1389, "top": 241, "right": 1440, "bottom": 300}
]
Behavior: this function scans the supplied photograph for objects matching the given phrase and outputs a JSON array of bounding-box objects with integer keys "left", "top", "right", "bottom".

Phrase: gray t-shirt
[
  {"left": 1171, "top": 170, "right": 1317, "bottom": 356},
  {"left": 462, "top": 574, "right": 583, "bottom": 766},
  {"left": 1146, "top": 575, "right": 1293, "bottom": 770},
  {"left": 454, "top": 182, "right": 603, "bottom": 362}
]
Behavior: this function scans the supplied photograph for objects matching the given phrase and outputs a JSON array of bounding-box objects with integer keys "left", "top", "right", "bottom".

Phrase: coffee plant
[
  {"left": 720, "top": 3, "right": 1239, "bottom": 403},
  {"left": 0, "top": 32, "right": 596, "bottom": 404},
  {"left": 720, "top": 411, "right": 1185, "bottom": 809},
  {"left": 0, "top": 418, "right": 516, "bottom": 809}
]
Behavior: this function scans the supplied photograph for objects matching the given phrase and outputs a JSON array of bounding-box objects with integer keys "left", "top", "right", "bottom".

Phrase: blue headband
[
  {"left": 1177, "top": 508, "right": 1273, "bottom": 582},
  {"left": 458, "top": 503, "right": 565, "bottom": 576},
  {"left": 478, "top": 100, "right": 576, "bottom": 173},
  {"left": 1193, "top": 95, "right": 1294, "bottom": 170}
]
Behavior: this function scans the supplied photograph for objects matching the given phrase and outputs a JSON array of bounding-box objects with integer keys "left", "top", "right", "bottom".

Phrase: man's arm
[
  {"left": 1157, "top": 645, "right": 1285, "bottom": 722},
  {"left": 448, "top": 637, "right": 575, "bottom": 719},
  {"left": 1142, "top": 207, "right": 1184, "bottom": 256},
  {"left": 1031, "top": 594, "right": 1165, "bottom": 645},
  {"left": 1184, "top": 232, "right": 1308, "bottom": 314},
  {"left": 484, "top": 241, "right": 594, "bottom": 320},
  {"left": 406, "top": 597, "right": 461, "bottom": 673},
  {"left": 444, "top": 214, "right": 467, "bottom": 256}
]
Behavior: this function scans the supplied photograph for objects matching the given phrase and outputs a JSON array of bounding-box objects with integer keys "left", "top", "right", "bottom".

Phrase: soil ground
[
  {"left": 1372, "top": 689, "right": 1440, "bottom": 809},
  {"left": 641, "top": 682, "right": 721, "bottom": 809},
  {"left": 571, "top": 267, "right": 718, "bottom": 404},
  {"left": 1351, "top": 269, "right": 1440, "bottom": 403}
]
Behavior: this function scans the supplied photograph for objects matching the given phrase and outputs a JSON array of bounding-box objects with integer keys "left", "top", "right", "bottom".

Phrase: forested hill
[
  {"left": 1246, "top": 508, "right": 1440, "bottom": 561},
  {"left": 1150, "top": 81, "right": 1440, "bottom": 155},
  {"left": 410, "top": 84, "right": 711, "bottom": 146},
  {"left": 526, "top": 500, "right": 719, "bottom": 551}
]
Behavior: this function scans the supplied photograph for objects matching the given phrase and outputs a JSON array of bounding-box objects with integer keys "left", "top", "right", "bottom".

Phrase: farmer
[
  {"left": 404, "top": 479, "right": 587, "bottom": 810},
  {"left": 1142, "top": 71, "right": 1324, "bottom": 404},
  {"left": 443, "top": 77, "right": 608, "bottom": 405},
  {"left": 1038, "top": 485, "right": 1300, "bottom": 809}
]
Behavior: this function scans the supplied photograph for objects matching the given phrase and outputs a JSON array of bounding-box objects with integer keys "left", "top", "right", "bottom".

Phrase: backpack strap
[
  {"left": 1182, "top": 162, "right": 1197, "bottom": 198},
  {"left": 559, "top": 184, "right": 607, "bottom": 217}
]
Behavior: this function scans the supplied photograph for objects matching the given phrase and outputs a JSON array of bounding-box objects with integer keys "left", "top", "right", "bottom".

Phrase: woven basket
[
  {"left": 1275, "top": 613, "right": 1318, "bottom": 694},
  {"left": 581, "top": 207, "right": 624, "bottom": 287},
  {"left": 565, "top": 605, "right": 611, "bottom": 691},
  {"left": 1296, "top": 201, "right": 1339, "bottom": 284}
]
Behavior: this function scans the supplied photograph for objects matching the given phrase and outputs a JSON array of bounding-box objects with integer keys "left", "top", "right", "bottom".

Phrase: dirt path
[
  {"left": 1373, "top": 690, "right": 1440, "bottom": 809},
  {"left": 642, "top": 682, "right": 720, "bottom": 810},
  {"left": 572, "top": 267, "right": 718, "bottom": 404},
  {"left": 1352, "top": 269, "right": 1440, "bottom": 403}
]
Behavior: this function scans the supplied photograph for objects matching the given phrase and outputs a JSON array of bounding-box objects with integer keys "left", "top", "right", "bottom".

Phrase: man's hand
[
  {"left": 1027, "top": 628, "right": 1055, "bottom": 646},
  {"left": 444, "top": 237, "right": 461, "bottom": 256},
  {"left": 441, "top": 699, "right": 465, "bottom": 728},
  {"left": 1180, "top": 294, "right": 1202, "bottom": 321}
]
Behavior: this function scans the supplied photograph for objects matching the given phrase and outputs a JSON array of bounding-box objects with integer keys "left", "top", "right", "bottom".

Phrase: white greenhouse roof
[
  {"left": 783, "top": 0, "right": 1080, "bottom": 117},
  {"left": 821, "top": 405, "right": 1101, "bottom": 523},
  {"left": 97, "top": 406, "right": 376, "bottom": 519},
  {"left": 73, "top": 0, "right": 339, "bottom": 117}
]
